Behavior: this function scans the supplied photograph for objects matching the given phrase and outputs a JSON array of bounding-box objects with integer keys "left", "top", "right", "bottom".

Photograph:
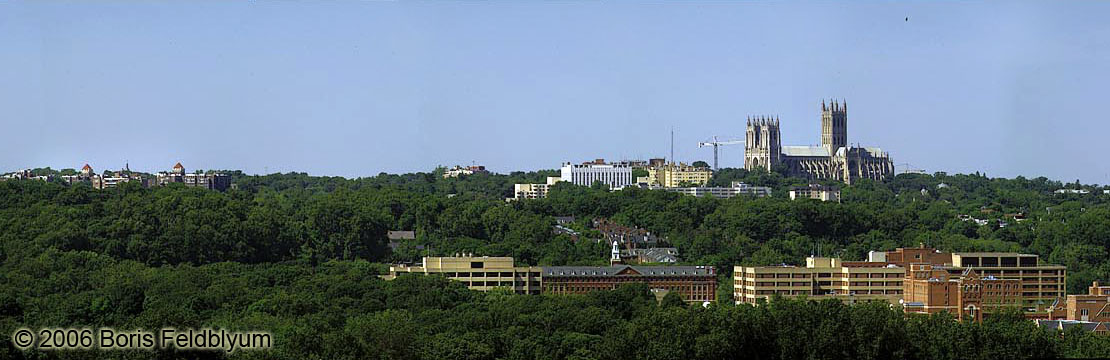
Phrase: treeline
[
  {"left": 4, "top": 167, "right": 1110, "bottom": 358},
  {"left": 3, "top": 168, "right": 1110, "bottom": 292},
  {"left": 2, "top": 254, "right": 1107, "bottom": 359}
]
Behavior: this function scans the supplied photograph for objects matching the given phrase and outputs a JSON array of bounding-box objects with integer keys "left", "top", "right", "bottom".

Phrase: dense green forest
[{"left": 3, "top": 167, "right": 1110, "bottom": 358}]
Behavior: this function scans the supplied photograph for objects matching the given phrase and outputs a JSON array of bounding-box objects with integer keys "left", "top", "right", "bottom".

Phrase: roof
[
  {"left": 543, "top": 265, "right": 712, "bottom": 277},
  {"left": 81, "top": 164, "right": 92, "bottom": 170},
  {"left": 834, "top": 147, "right": 887, "bottom": 157},
  {"left": 173, "top": 162, "right": 184, "bottom": 169},
  {"left": 626, "top": 248, "right": 679, "bottom": 263},
  {"left": 387, "top": 231, "right": 416, "bottom": 240},
  {"left": 782, "top": 146, "right": 830, "bottom": 157},
  {"left": 1035, "top": 320, "right": 1107, "bottom": 333},
  {"left": 953, "top": 252, "right": 1035, "bottom": 257}
]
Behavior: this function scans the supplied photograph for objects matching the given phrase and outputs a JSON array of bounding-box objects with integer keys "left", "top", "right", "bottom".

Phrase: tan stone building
[
  {"left": 1066, "top": 281, "right": 1110, "bottom": 322},
  {"left": 383, "top": 256, "right": 542, "bottom": 294},
  {"left": 733, "top": 257, "right": 904, "bottom": 305},
  {"left": 744, "top": 100, "right": 894, "bottom": 184}
]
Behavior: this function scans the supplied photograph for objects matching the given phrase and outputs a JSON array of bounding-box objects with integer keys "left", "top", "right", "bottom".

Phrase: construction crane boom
[{"left": 698, "top": 136, "right": 745, "bottom": 170}]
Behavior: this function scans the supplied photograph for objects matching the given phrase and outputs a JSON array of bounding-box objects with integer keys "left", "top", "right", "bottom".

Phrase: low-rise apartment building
[
  {"left": 512, "top": 176, "right": 563, "bottom": 200},
  {"left": 645, "top": 162, "right": 712, "bottom": 188},
  {"left": 788, "top": 184, "right": 841, "bottom": 202},
  {"left": 733, "top": 257, "right": 904, "bottom": 305},
  {"left": 383, "top": 256, "right": 542, "bottom": 294},
  {"left": 658, "top": 182, "right": 772, "bottom": 199}
]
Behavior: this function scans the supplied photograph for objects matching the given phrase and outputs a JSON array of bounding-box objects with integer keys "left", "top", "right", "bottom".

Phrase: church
[{"left": 744, "top": 100, "right": 894, "bottom": 184}]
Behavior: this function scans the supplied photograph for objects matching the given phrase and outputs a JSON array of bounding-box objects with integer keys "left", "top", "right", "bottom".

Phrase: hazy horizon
[{"left": 2, "top": 1, "right": 1108, "bottom": 184}]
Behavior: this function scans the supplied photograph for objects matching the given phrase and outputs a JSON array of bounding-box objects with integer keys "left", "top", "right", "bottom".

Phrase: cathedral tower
[
  {"left": 821, "top": 100, "right": 847, "bottom": 155},
  {"left": 744, "top": 115, "right": 781, "bottom": 172}
]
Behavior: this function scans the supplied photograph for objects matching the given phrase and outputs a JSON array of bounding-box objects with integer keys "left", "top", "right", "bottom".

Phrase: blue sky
[{"left": 1, "top": 1, "right": 1107, "bottom": 183}]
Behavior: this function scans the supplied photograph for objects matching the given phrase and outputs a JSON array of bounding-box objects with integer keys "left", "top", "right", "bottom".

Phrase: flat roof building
[
  {"left": 561, "top": 161, "right": 634, "bottom": 189},
  {"left": 884, "top": 245, "right": 1066, "bottom": 318},
  {"left": 733, "top": 257, "right": 905, "bottom": 305},
  {"left": 789, "top": 184, "right": 840, "bottom": 202},
  {"left": 384, "top": 256, "right": 542, "bottom": 295},
  {"left": 645, "top": 162, "right": 712, "bottom": 188}
]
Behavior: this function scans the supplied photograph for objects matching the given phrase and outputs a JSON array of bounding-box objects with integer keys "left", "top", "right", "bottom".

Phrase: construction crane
[
  {"left": 698, "top": 136, "right": 745, "bottom": 170},
  {"left": 895, "top": 163, "right": 926, "bottom": 175}
]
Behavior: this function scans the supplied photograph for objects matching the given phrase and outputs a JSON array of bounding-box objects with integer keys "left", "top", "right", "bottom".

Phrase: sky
[{"left": 1, "top": 1, "right": 1108, "bottom": 183}]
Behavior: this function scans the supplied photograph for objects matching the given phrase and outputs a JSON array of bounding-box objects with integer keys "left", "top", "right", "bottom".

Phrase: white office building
[{"left": 560, "top": 162, "right": 634, "bottom": 188}]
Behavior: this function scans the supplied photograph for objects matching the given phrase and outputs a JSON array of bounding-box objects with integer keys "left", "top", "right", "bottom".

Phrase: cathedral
[{"left": 744, "top": 100, "right": 894, "bottom": 184}]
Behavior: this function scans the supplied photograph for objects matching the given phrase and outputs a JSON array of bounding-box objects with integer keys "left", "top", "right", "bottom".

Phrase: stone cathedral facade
[{"left": 744, "top": 100, "right": 894, "bottom": 184}]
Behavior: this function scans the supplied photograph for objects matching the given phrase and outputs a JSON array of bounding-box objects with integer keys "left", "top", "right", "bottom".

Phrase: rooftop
[
  {"left": 544, "top": 265, "right": 713, "bottom": 277},
  {"left": 782, "top": 146, "right": 830, "bottom": 157}
]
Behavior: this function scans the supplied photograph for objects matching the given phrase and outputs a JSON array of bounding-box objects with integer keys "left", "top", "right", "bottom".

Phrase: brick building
[
  {"left": 543, "top": 265, "right": 717, "bottom": 303},
  {"left": 876, "top": 245, "right": 1066, "bottom": 319},
  {"left": 901, "top": 264, "right": 1022, "bottom": 322}
]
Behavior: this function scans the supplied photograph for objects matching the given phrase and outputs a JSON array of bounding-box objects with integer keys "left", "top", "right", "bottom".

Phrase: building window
[{"left": 471, "top": 262, "right": 484, "bottom": 269}]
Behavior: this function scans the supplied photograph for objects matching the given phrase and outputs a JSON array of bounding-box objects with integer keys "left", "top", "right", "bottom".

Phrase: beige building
[
  {"left": 789, "top": 184, "right": 840, "bottom": 202},
  {"left": 1066, "top": 281, "right": 1110, "bottom": 322},
  {"left": 384, "top": 256, "right": 542, "bottom": 294},
  {"left": 512, "top": 176, "right": 563, "bottom": 200},
  {"left": 645, "top": 162, "right": 712, "bottom": 188},
  {"left": 733, "top": 257, "right": 904, "bottom": 305}
]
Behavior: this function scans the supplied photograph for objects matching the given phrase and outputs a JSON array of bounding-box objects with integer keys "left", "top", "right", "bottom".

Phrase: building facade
[
  {"left": 744, "top": 100, "right": 894, "bottom": 184},
  {"left": 443, "top": 165, "right": 490, "bottom": 178},
  {"left": 625, "top": 182, "right": 772, "bottom": 199},
  {"left": 880, "top": 246, "right": 1066, "bottom": 318},
  {"left": 156, "top": 163, "right": 232, "bottom": 191},
  {"left": 543, "top": 265, "right": 717, "bottom": 303},
  {"left": 512, "top": 176, "right": 562, "bottom": 200},
  {"left": 561, "top": 161, "right": 634, "bottom": 189},
  {"left": 733, "top": 257, "right": 905, "bottom": 305},
  {"left": 1067, "top": 281, "right": 1110, "bottom": 322},
  {"left": 788, "top": 184, "right": 841, "bottom": 202},
  {"left": 901, "top": 264, "right": 1022, "bottom": 322},
  {"left": 645, "top": 162, "right": 712, "bottom": 187},
  {"left": 383, "top": 256, "right": 543, "bottom": 295}
]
